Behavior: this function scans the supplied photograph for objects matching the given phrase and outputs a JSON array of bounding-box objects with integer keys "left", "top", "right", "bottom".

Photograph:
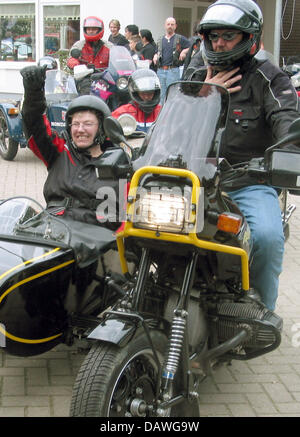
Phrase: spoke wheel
[{"left": 0, "top": 112, "right": 18, "bottom": 160}]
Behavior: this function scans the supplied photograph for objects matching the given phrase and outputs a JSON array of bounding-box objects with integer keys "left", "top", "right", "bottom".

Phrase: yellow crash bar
[{"left": 117, "top": 166, "right": 250, "bottom": 291}]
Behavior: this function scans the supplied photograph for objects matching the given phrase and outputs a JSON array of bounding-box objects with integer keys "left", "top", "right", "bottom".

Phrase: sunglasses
[{"left": 208, "top": 31, "right": 242, "bottom": 42}]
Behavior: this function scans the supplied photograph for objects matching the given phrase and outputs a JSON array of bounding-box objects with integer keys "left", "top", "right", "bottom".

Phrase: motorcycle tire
[
  {"left": 70, "top": 331, "right": 199, "bottom": 417},
  {"left": 0, "top": 112, "right": 18, "bottom": 161}
]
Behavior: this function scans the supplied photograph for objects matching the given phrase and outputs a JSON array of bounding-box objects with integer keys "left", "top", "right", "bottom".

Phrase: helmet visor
[
  {"left": 132, "top": 75, "right": 160, "bottom": 93},
  {"left": 201, "top": 5, "right": 256, "bottom": 31},
  {"left": 84, "top": 17, "right": 103, "bottom": 30}
]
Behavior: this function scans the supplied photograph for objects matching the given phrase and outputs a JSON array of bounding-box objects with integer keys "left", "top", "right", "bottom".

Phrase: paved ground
[{"left": 0, "top": 147, "right": 300, "bottom": 417}]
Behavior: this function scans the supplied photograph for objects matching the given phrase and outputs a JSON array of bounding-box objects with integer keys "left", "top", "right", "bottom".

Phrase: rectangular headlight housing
[{"left": 133, "top": 189, "right": 190, "bottom": 234}]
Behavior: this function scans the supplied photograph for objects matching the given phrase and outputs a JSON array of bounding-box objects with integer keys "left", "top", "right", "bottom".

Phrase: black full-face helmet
[
  {"left": 65, "top": 95, "right": 111, "bottom": 148},
  {"left": 128, "top": 69, "right": 161, "bottom": 114},
  {"left": 199, "top": 0, "right": 263, "bottom": 70}
]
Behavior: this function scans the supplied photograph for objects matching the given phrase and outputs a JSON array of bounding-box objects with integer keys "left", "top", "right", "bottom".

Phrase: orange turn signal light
[
  {"left": 217, "top": 212, "right": 242, "bottom": 234},
  {"left": 7, "top": 107, "right": 19, "bottom": 115}
]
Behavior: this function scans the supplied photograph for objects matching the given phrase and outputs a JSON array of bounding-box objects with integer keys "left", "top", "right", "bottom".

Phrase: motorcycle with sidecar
[
  {"left": 68, "top": 81, "right": 300, "bottom": 417},
  {"left": 1, "top": 80, "right": 299, "bottom": 417},
  {"left": 0, "top": 68, "right": 78, "bottom": 161}
]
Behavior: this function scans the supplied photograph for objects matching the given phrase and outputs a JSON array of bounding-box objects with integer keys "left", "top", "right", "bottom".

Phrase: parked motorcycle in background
[
  {"left": 73, "top": 46, "right": 136, "bottom": 111},
  {"left": 0, "top": 65, "right": 78, "bottom": 161}
]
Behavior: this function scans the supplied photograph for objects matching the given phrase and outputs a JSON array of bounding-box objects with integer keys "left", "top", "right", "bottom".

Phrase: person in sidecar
[
  {"left": 67, "top": 16, "right": 112, "bottom": 94},
  {"left": 111, "top": 68, "right": 161, "bottom": 134},
  {"left": 184, "top": 0, "right": 300, "bottom": 311},
  {"left": 20, "top": 64, "right": 124, "bottom": 231}
]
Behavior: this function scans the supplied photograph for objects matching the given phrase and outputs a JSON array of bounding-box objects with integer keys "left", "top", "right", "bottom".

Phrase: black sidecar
[{"left": 0, "top": 197, "right": 117, "bottom": 357}]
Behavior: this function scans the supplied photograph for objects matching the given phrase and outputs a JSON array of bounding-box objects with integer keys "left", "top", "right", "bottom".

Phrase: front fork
[
  {"left": 133, "top": 247, "right": 200, "bottom": 412},
  {"left": 159, "top": 251, "right": 200, "bottom": 410}
]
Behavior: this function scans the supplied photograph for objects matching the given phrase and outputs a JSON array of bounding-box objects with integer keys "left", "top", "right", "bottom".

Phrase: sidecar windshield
[
  {"left": 44, "top": 70, "right": 78, "bottom": 100},
  {"left": 134, "top": 81, "right": 229, "bottom": 181},
  {"left": 0, "top": 197, "right": 70, "bottom": 246},
  {"left": 109, "top": 46, "right": 136, "bottom": 75}
]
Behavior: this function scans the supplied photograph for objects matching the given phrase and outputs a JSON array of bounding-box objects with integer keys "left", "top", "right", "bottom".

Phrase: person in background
[
  {"left": 124, "top": 24, "right": 139, "bottom": 40},
  {"left": 139, "top": 29, "right": 157, "bottom": 70},
  {"left": 128, "top": 34, "right": 143, "bottom": 60},
  {"left": 108, "top": 19, "right": 128, "bottom": 46},
  {"left": 67, "top": 16, "right": 111, "bottom": 94},
  {"left": 153, "top": 17, "right": 190, "bottom": 104},
  {"left": 111, "top": 69, "right": 161, "bottom": 134},
  {"left": 185, "top": 0, "right": 300, "bottom": 311},
  {"left": 124, "top": 24, "right": 142, "bottom": 51}
]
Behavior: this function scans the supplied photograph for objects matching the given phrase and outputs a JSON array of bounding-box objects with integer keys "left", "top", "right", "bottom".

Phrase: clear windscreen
[
  {"left": 109, "top": 45, "right": 136, "bottom": 74},
  {"left": 133, "top": 81, "right": 229, "bottom": 181},
  {"left": 0, "top": 197, "right": 70, "bottom": 245},
  {"left": 44, "top": 70, "right": 78, "bottom": 97}
]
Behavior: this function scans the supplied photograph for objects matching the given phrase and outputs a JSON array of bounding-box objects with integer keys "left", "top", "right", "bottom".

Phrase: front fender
[{"left": 87, "top": 314, "right": 139, "bottom": 347}]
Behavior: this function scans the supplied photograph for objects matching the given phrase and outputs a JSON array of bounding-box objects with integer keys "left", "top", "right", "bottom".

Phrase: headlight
[
  {"left": 117, "top": 76, "right": 129, "bottom": 90},
  {"left": 133, "top": 189, "right": 191, "bottom": 234},
  {"left": 118, "top": 114, "right": 137, "bottom": 136}
]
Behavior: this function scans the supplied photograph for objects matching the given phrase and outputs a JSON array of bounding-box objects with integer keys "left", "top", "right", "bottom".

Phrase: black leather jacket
[
  {"left": 22, "top": 90, "right": 120, "bottom": 229},
  {"left": 185, "top": 57, "right": 300, "bottom": 166}
]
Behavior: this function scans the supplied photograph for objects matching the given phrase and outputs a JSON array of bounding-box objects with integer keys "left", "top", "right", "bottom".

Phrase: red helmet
[{"left": 83, "top": 16, "right": 104, "bottom": 42}]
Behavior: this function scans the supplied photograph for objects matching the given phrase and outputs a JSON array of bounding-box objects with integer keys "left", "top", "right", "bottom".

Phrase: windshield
[
  {"left": 0, "top": 197, "right": 70, "bottom": 246},
  {"left": 44, "top": 70, "right": 78, "bottom": 99},
  {"left": 134, "top": 81, "right": 229, "bottom": 181},
  {"left": 109, "top": 45, "right": 136, "bottom": 75}
]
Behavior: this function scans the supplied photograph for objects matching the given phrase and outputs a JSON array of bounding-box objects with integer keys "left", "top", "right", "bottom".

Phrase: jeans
[
  {"left": 227, "top": 185, "right": 284, "bottom": 311},
  {"left": 157, "top": 67, "right": 181, "bottom": 104}
]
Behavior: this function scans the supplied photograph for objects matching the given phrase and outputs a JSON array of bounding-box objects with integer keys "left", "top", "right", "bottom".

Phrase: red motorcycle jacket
[
  {"left": 112, "top": 102, "right": 161, "bottom": 133},
  {"left": 67, "top": 39, "right": 111, "bottom": 69}
]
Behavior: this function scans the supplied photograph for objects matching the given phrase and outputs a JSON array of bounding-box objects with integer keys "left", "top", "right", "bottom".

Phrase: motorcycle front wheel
[{"left": 70, "top": 331, "right": 199, "bottom": 417}]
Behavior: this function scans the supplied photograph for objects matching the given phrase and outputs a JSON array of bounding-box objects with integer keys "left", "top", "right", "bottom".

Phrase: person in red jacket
[
  {"left": 67, "top": 16, "right": 112, "bottom": 94},
  {"left": 112, "top": 69, "right": 161, "bottom": 134}
]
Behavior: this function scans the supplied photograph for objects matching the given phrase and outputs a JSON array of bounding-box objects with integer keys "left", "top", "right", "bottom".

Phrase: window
[
  {"left": 0, "top": 3, "right": 35, "bottom": 62},
  {"left": 174, "top": 7, "right": 192, "bottom": 37},
  {"left": 43, "top": 5, "right": 80, "bottom": 56}
]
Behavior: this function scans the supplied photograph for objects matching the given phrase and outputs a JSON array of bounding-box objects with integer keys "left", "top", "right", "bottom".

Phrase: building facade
[{"left": 0, "top": 0, "right": 296, "bottom": 94}]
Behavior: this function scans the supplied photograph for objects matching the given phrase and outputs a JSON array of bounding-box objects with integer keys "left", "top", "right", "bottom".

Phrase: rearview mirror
[
  {"left": 269, "top": 149, "right": 300, "bottom": 190},
  {"left": 103, "top": 116, "right": 134, "bottom": 158},
  {"left": 104, "top": 116, "right": 127, "bottom": 144}
]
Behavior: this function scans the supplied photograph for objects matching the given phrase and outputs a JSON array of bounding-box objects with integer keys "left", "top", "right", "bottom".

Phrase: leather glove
[
  {"left": 70, "top": 48, "right": 81, "bottom": 59},
  {"left": 20, "top": 65, "right": 47, "bottom": 91}
]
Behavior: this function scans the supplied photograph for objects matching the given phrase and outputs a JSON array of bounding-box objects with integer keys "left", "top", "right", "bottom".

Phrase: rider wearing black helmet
[
  {"left": 200, "top": 0, "right": 262, "bottom": 70},
  {"left": 112, "top": 69, "right": 161, "bottom": 133},
  {"left": 20, "top": 65, "right": 123, "bottom": 229},
  {"left": 184, "top": 0, "right": 300, "bottom": 312}
]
